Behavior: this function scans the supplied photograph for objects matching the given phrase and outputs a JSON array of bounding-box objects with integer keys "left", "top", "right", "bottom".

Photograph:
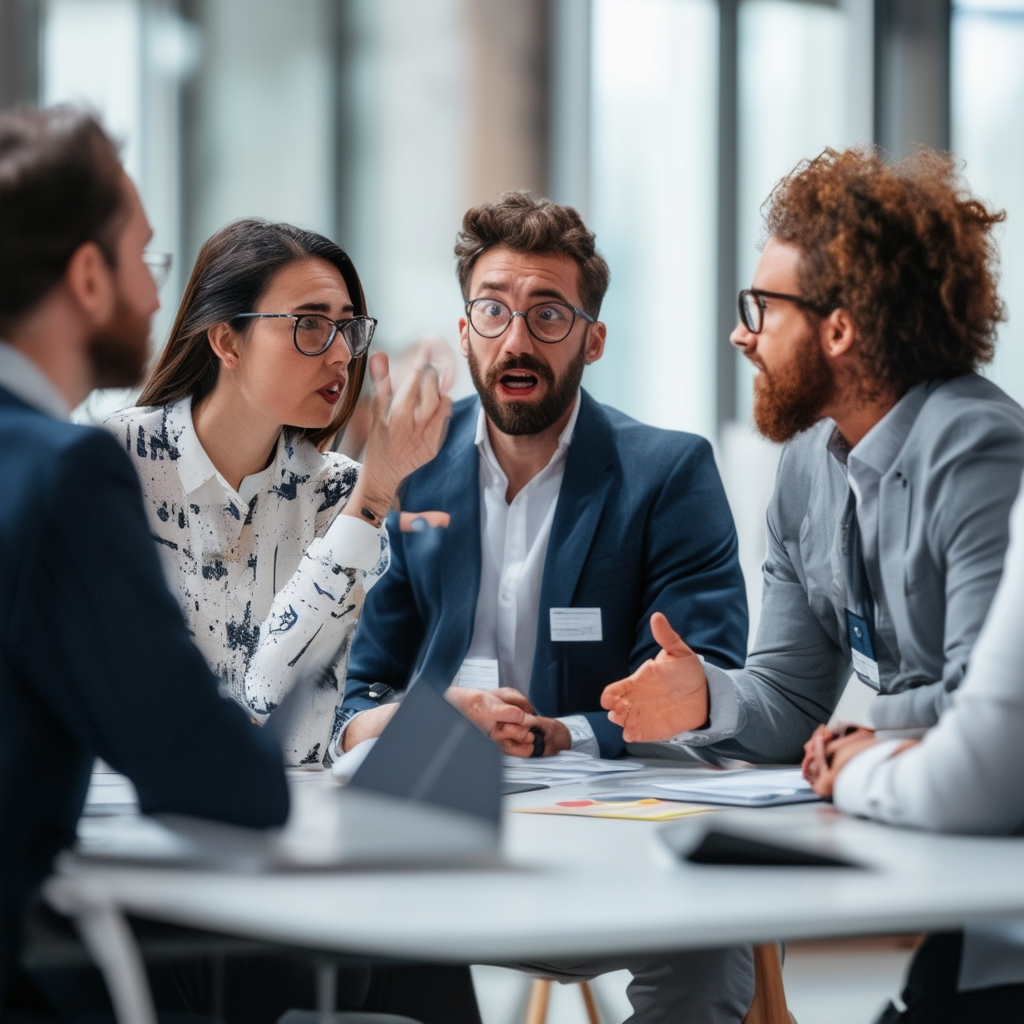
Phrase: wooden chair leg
[
  {"left": 741, "top": 943, "right": 796, "bottom": 1024},
  {"left": 579, "top": 980, "right": 603, "bottom": 1024},
  {"left": 524, "top": 978, "right": 551, "bottom": 1024}
]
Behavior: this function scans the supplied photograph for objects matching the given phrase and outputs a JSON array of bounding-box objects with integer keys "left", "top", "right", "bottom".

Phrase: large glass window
[
  {"left": 588, "top": 0, "right": 719, "bottom": 440},
  {"left": 952, "top": 0, "right": 1024, "bottom": 406}
]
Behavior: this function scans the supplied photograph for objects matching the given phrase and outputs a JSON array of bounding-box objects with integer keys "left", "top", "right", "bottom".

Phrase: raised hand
[
  {"left": 350, "top": 347, "right": 453, "bottom": 520},
  {"left": 600, "top": 612, "right": 710, "bottom": 742}
]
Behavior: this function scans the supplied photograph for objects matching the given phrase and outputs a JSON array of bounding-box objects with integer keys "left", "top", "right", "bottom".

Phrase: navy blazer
[
  {"left": 0, "top": 386, "right": 288, "bottom": 1006},
  {"left": 344, "top": 390, "right": 748, "bottom": 757}
]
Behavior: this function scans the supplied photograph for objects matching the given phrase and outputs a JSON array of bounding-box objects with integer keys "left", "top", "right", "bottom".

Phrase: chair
[
  {"left": 521, "top": 943, "right": 795, "bottom": 1024},
  {"left": 523, "top": 978, "right": 602, "bottom": 1024},
  {"left": 740, "top": 944, "right": 797, "bottom": 1024}
]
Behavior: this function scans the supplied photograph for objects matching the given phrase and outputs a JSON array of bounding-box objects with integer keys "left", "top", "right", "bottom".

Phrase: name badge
[
  {"left": 550, "top": 607, "right": 603, "bottom": 642},
  {"left": 846, "top": 609, "right": 880, "bottom": 688},
  {"left": 457, "top": 657, "right": 500, "bottom": 689}
]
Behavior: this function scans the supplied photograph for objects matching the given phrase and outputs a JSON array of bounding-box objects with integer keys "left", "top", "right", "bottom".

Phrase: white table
[{"left": 45, "top": 770, "right": 1024, "bottom": 1023}]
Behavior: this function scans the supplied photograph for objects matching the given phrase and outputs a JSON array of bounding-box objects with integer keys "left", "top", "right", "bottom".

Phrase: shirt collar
[
  {"left": 0, "top": 341, "right": 71, "bottom": 420},
  {"left": 849, "top": 382, "right": 931, "bottom": 477},
  {"left": 474, "top": 390, "right": 582, "bottom": 476},
  {"left": 165, "top": 398, "right": 224, "bottom": 495},
  {"left": 825, "top": 382, "right": 931, "bottom": 475}
]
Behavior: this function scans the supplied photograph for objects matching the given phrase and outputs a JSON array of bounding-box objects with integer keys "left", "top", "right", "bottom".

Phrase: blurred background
[
  {"left": 2, "top": 0, "right": 1023, "bottom": 634},
  {"left": 2, "top": 3, "right": 1022, "bottom": 1019}
]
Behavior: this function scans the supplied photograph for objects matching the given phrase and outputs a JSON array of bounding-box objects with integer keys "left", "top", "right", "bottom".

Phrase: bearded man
[
  {"left": 0, "top": 107, "right": 289, "bottom": 1014},
  {"left": 600, "top": 147, "right": 1024, "bottom": 1021},
  {"left": 339, "top": 192, "right": 753, "bottom": 1024},
  {"left": 340, "top": 190, "right": 747, "bottom": 762}
]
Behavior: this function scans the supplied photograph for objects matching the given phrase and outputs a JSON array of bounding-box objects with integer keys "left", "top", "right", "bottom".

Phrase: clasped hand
[
  {"left": 801, "top": 724, "right": 919, "bottom": 798},
  {"left": 600, "top": 612, "right": 710, "bottom": 742},
  {"left": 445, "top": 687, "right": 571, "bottom": 757}
]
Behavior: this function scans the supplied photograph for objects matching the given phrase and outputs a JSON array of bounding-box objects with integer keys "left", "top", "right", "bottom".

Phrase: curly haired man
[{"left": 601, "top": 146, "right": 1024, "bottom": 1022}]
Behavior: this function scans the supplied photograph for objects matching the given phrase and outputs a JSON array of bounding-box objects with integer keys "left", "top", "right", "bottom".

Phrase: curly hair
[
  {"left": 764, "top": 146, "right": 1006, "bottom": 394},
  {"left": 454, "top": 191, "right": 610, "bottom": 317}
]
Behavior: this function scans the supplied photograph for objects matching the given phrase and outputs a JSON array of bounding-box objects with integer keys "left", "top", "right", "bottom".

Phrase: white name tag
[
  {"left": 850, "top": 647, "right": 880, "bottom": 687},
  {"left": 550, "top": 607, "right": 603, "bottom": 642},
  {"left": 457, "top": 657, "right": 500, "bottom": 689}
]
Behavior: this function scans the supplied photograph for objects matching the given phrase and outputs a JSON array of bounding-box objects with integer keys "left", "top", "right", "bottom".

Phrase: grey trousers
[{"left": 513, "top": 944, "right": 755, "bottom": 1024}]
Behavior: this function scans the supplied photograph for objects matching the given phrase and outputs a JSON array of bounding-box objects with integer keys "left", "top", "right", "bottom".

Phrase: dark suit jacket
[
  {"left": 344, "top": 390, "right": 748, "bottom": 757},
  {"left": 0, "top": 386, "right": 289, "bottom": 1006}
]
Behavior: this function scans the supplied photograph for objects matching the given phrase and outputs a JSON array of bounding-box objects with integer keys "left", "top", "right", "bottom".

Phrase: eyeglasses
[
  {"left": 143, "top": 251, "right": 173, "bottom": 289},
  {"left": 738, "top": 288, "right": 833, "bottom": 335},
  {"left": 233, "top": 313, "right": 377, "bottom": 358},
  {"left": 466, "top": 297, "right": 595, "bottom": 344}
]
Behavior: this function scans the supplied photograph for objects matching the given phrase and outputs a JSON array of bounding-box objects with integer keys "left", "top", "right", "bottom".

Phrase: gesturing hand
[
  {"left": 353, "top": 347, "right": 453, "bottom": 517},
  {"left": 600, "top": 612, "right": 709, "bottom": 742}
]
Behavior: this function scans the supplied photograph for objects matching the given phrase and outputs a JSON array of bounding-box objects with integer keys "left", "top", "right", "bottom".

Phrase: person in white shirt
[
  {"left": 107, "top": 218, "right": 451, "bottom": 767},
  {"left": 803, "top": 476, "right": 1024, "bottom": 1021}
]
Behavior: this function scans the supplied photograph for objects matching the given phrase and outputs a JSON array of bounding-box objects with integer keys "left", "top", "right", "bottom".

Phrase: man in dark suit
[
  {"left": 341, "top": 192, "right": 747, "bottom": 761},
  {"left": 339, "top": 193, "right": 754, "bottom": 1023},
  {"left": 0, "top": 106, "right": 289, "bottom": 1015}
]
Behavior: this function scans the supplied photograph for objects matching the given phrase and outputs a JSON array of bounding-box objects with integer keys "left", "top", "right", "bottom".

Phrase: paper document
[
  {"left": 611, "top": 768, "right": 820, "bottom": 807},
  {"left": 503, "top": 750, "right": 644, "bottom": 787},
  {"left": 515, "top": 797, "right": 715, "bottom": 822}
]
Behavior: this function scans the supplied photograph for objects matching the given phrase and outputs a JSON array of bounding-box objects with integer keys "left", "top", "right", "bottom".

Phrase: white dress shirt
[
  {"left": 461, "top": 394, "right": 599, "bottom": 755},
  {"left": 835, "top": 472, "right": 1024, "bottom": 990},
  {"left": 0, "top": 341, "right": 70, "bottom": 420},
  {"left": 105, "top": 398, "right": 389, "bottom": 766}
]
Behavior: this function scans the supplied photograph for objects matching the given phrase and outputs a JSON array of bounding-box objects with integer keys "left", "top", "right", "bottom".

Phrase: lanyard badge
[{"left": 846, "top": 609, "right": 880, "bottom": 688}]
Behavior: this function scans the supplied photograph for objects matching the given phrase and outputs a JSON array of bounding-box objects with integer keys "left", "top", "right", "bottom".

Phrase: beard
[
  {"left": 751, "top": 325, "right": 837, "bottom": 443},
  {"left": 87, "top": 293, "right": 152, "bottom": 389},
  {"left": 468, "top": 343, "right": 586, "bottom": 436}
]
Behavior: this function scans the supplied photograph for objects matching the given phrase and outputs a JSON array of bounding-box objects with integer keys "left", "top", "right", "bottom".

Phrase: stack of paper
[
  {"left": 503, "top": 750, "right": 644, "bottom": 787},
  {"left": 611, "top": 768, "right": 819, "bottom": 807}
]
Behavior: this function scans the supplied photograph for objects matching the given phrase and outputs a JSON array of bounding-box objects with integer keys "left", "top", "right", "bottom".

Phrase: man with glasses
[
  {"left": 601, "top": 147, "right": 1024, "bottom": 1023},
  {"left": 339, "top": 191, "right": 755, "bottom": 1022},
  {"left": 0, "top": 107, "right": 289, "bottom": 1016}
]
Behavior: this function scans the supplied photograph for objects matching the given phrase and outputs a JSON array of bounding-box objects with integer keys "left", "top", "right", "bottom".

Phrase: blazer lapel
[
  {"left": 409, "top": 403, "right": 482, "bottom": 688},
  {"left": 878, "top": 464, "right": 911, "bottom": 657},
  {"left": 531, "top": 392, "right": 616, "bottom": 694}
]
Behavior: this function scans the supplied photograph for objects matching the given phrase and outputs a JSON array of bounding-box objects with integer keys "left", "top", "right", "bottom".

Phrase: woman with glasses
[{"left": 106, "top": 218, "right": 451, "bottom": 767}]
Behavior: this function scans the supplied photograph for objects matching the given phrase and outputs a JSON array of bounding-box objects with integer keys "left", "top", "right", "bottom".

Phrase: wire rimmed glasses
[
  {"left": 466, "top": 297, "right": 595, "bottom": 344},
  {"left": 738, "top": 288, "right": 833, "bottom": 335},
  {"left": 142, "top": 251, "right": 173, "bottom": 289},
  {"left": 233, "top": 312, "right": 377, "bottom": 358}
]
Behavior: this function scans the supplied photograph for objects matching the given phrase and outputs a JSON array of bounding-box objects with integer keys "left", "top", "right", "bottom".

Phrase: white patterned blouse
[{"left": 105, "top": 398, "right": 389, "bottom": 766}]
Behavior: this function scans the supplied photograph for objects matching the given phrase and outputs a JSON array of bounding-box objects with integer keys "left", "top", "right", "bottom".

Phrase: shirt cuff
[
  {"left": 663, "top": 659, "right": 743, "bottom": 747},
  {"left": 559, "top": 715, "right": 600, "bottom": 757},
  {"left": 832, "top": 738, "right": 904, "bottom": 818},
  {"left": 315, "top": 513, "right": 386, "bottom": 572},
  {"left": 333, "top": 706, "right": 372, "bottom": 757}
]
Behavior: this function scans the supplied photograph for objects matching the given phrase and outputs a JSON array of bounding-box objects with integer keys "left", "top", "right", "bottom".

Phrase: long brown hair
[{"left": 139, "top": 219, "right": 369, "bottom": 449}]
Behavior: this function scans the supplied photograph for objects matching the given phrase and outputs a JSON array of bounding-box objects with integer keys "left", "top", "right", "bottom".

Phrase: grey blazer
[{"left": 676, "top": 374, "right": 1024, "bottom": 764}]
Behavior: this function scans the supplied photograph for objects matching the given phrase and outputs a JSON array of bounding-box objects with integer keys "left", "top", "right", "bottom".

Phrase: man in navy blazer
[
  {"left": 0, "top": 107, "right": 288, "bottom": 1016},
  {"left": 339, "top": 194, "right": 755, "bottom": 1023},
  {"left": 341, "top": 194, "right": 747, "bottom": 761}
]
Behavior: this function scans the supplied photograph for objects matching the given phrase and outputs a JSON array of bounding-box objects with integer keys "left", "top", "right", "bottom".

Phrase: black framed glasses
[
  {"left": 143, "top": 251, "right": 173, "bottom": 289},
  {"left": 466, "top": 297, "right": 595, "bottom": 344},
  {"left": 738, "top": 288, "right": 833, "bottom": 334},
  {"left": 233, "top": 313, "right": 377, "bottom": 358}
]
